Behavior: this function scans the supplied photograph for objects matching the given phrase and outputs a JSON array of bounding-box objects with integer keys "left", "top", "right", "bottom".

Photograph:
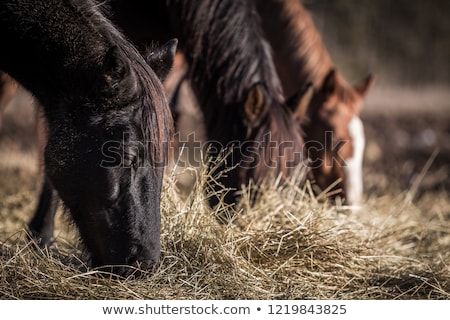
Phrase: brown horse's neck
[{"left": 257, "top": 0, "right": 333, "bottom": 96}]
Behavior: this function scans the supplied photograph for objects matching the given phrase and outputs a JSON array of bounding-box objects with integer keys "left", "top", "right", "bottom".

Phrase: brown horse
[
  {"left": 108, "top": 0, "right": 312, "bottom": 206},
  {"left": 256, "top": 0, "right": 375, "bottom": 205},
  {"left": 0, "top": 71, "right": 18, "bottom": 130}
]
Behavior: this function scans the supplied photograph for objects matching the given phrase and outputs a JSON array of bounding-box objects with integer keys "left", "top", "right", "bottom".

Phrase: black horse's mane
[{"left": 76, "top": 0, "right": 173, "bottom": 165}]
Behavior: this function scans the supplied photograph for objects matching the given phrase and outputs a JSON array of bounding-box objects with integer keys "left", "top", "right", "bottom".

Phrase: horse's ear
[
  {"left": 321, "top": 69, "right": 338, "bottom": 100},
  {"left": 103, "top": 45, "right": 130, "bottom": 84},
  {"left": 354, "top": 73, "right": 375, "bottom": 97},
  {"left": 242, "top": 83, "right": 269, "bottom": 127},
  {"left": 286, "top": 83, "right": 314, "bottom": 122},
  {"left": 145, "top": 39, "right": 178, "bottom": 81}
]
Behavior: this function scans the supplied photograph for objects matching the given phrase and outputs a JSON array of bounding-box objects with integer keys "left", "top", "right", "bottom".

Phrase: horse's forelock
[
  {"left": 75, "top": 0, "right": 173, "bottom": 167},
  {"left": 138, "top": 65, "right": 174, "bottom": 166},
  {"left": 264, "top": 0, "right": 333, "bottom": 90}
]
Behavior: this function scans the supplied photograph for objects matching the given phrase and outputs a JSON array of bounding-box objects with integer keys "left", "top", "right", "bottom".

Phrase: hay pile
[{"left": 0, "top": 152, "right": 449, "bottom": 300}]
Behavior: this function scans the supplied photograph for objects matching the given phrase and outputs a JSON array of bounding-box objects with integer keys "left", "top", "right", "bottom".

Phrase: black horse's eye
[{"left": 123, "top": 152, "right": 138, "bottom": 169}]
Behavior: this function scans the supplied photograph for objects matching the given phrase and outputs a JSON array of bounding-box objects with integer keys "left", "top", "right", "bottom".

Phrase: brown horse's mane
[
  {"left": 81, "top": 0, "right": 173, "bottom": 166},
  {"left": 257, "top": 0, "right": 332, "bottom": 89}
]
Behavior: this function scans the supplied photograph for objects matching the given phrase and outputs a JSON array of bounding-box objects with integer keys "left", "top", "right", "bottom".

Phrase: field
[{"left": 0, "top": 86, "right": 449, "bottom": 299}]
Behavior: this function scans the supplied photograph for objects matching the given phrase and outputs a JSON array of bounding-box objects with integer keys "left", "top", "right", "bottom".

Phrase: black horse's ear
[
  {"left": 286, "top": 83, "right": 314, "bottom": 122},
  {"left": 145, "top": 39, "right": 178, "bottom": 81},
  {"left": 242, "top": 83, "right": 269, "bottom": 127},
  {"left": 103, "top": 45, "right": 130, "bottom": 85}
]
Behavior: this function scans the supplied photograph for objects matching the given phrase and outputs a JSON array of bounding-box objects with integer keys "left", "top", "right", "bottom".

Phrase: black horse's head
[{"left": 44, "top": 40, "right": 177, "bottom": 275}]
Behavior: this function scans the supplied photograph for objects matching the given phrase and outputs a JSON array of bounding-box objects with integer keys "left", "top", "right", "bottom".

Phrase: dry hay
[{"left": 0, "top": 151, "right": 449, "bottom": 300}]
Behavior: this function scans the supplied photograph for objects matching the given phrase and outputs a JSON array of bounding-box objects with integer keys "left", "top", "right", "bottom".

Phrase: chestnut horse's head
[{"left": 303, "top": 69, "right": 374, "bottom": 205}]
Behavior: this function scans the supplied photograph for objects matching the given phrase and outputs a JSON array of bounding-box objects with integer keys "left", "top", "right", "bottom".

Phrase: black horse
[
  {"left": 0, "top": 0, "right": 176, "bottom": 276},
  {"left": 108, "top": 0, "right": 312, "bottom": 206}
]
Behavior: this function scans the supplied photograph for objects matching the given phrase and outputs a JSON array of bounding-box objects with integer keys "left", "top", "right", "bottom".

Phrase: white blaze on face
[{"left": 343, "top": 116, "right": 365, "bottom": 205}]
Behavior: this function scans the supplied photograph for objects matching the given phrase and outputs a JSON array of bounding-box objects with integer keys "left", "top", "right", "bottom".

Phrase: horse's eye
[{"left": 123, "top": 152, "right": 138, "bottom": 169}]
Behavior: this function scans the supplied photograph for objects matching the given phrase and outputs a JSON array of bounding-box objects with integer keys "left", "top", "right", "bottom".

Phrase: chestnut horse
[
  {"left": 0, "top": 0, "right": 175, "bottom": 276},
  {"left": 256, "top": 0, "right": 375, "bottom": 205}
]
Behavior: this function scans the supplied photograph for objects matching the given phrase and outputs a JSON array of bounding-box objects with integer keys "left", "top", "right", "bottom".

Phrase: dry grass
[{"left": 0, "top": 149, "right": 449, "bottom": 300}]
